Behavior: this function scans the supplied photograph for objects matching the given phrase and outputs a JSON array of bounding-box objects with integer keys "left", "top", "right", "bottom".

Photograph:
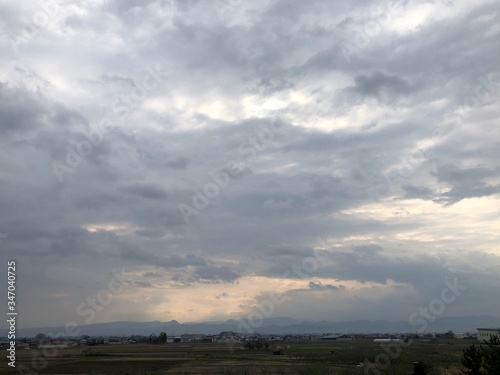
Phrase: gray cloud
[
  {"left": 0, "top": 0, "right": 499, "bottom": 328},
  {"left": 347, "top": 72, "right": 414, "bottom": 101},
  {"left": 119, "top": 183, "right": 169, "bottom": 200},
  {"left": 195, "top": 265, "right": 240, "bottom": 282}
]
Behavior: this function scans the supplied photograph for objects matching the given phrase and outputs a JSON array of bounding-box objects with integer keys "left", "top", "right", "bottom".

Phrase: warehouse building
[{"left": 477, "top": 328, "right": 500, "bottom": 341}]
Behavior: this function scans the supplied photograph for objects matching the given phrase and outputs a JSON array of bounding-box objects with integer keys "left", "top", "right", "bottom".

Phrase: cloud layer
[{"left": 0, "top": 0, "right": 499, "bottom": 328}]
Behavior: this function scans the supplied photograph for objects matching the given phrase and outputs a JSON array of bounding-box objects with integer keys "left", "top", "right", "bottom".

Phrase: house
[{"left": 477, "top": 328, "right": 500, "bottom": 341}]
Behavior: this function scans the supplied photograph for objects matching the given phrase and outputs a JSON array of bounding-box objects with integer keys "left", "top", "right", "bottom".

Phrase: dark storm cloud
[
  {"left": 323, "top": 250, "right": 448, "bottom": 286},
  {"left": 119, "top": 183, "right": 169, "bottom": 200},
  {"left": 439, "top": 183, "right": 500, "bottom": 205},
  {"left": 260, "top": 243, "right": 478, "bottom": 290},
  {"left": 195, "top": 265, "right": 240, "bottom": 282},
  {"left": 402, "top": 165, "right": 500, "bottom": 205},
  {"left": 165, "top": 156, "right": 190, "bottom": 169},
  {"left": 308, "top": 281, "right": 342, "bottom": 290},
  {"left": 0, "top": 84, "right": 48, "bottom": 134},
  {"left": 119, "top": 248, "right": 207, "bottom": 269},
  {"left": 433, "top": 165, "right": 500, "bottom": 205},
  {"left": 402, "top": 185, "right": 435, "bottom": 200},
  {"left": 352, "top": 72, "right": 412, "bottom": 97},
  {"left": 134, "top": 280, "right": 153, "bottom": 288},
  {"left": 50, "top": 226, "right": 96, "bottom": 257}
]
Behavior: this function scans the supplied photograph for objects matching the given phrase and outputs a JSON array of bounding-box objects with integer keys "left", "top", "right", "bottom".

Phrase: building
[
  {"left": 202, "top": 335, "right": 216, "bottom": 343},
  {"left": 477, "top": 328, "right": 500, "bottom": 341},
  {"left": 320, "top": 334, "right": 341, "bottom": 340}
]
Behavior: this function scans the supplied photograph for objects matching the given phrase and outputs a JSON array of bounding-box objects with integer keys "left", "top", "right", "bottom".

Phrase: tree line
[
  {"left": 409, "top": 336, "right": 500, "bottom": 375},
  {"left": 461, "top": 335, "right": 500, "bottom": 375}
]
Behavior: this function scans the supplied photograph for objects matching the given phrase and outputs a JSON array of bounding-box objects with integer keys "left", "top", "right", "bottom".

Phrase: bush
[
  {"left": 481, "top": 335, "right": 500, "bottom": 375},
  {"left": 461, "top": 336, "right": 500, "bottom": 375},
  {"left": 412, "top": 360, "right": 432, "bottom": 375},
  {"left": 461, "top": 344, "right": 482, "bottom": 375}
]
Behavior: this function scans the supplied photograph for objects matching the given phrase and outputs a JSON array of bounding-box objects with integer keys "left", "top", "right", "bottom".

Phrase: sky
[{"left": 0, "top": 0, "right": 500, "bottom": 330}]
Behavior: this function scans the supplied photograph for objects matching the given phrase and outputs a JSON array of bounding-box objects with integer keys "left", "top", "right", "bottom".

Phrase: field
[{"left": 1, "top": 339, "right": 473, "bottom": 375}]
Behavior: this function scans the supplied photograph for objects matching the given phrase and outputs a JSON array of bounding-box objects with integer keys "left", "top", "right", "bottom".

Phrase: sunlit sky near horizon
[{"left": 0, "top": 0, "right": 499, "bottom": 329}]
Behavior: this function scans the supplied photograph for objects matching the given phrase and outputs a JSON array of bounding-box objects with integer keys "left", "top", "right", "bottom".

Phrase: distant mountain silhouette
[{"left": 3, "top": 315, "right": 499, "bottom": 337}]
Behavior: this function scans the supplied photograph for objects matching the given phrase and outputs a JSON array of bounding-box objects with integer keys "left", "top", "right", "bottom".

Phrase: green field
[{"left": 1, "top": 339, "right": 473, "bottom": 374}]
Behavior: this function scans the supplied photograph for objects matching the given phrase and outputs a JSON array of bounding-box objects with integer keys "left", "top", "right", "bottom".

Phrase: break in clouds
[{"left": 0, "top": 0, "right": 499, "bottom": 328}]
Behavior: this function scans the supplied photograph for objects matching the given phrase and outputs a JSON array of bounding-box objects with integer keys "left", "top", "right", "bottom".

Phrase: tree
[
  {"left": 481, "top": 335, "right": 500, "bottom": 375},
  {"left": 445, "top": 330, "right": 455, "bottom": 339},
  {"left": 159, "top": 332, "right": 167, "bottom": 343},
  {"left": 129, "top": 334, "right": 148, "bottom": 343},
  {"left": 461, "top": 344, "right": 483, "bottom": 375},
  {"left": 35, "top": 333, "right": 47, "bottom": 341},
  {"left": 413, "top": 361, "right": 432, "bottom": 375}
]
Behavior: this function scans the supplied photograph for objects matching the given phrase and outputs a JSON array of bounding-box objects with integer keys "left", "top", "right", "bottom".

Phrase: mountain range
[{"left": 3, "top": 315, "right": 500, "bottom": 338}]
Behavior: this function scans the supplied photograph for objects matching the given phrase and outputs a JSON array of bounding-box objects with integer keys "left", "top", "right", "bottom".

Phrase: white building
[
  {"left": 477, "top": 328, "right": 500, "bottom": 341},
  {"left": 373, "top": 339, "right": 402, "bottom": 343}
]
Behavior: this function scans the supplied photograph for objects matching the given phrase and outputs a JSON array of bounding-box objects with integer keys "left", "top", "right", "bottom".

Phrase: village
[{"left": 1, "top": 328, "right": 489, "bottom": 349}]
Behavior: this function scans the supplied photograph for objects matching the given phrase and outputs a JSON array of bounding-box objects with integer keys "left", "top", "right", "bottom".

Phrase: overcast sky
[{"left": 1, "top": 0, "right": 500, "bottom": 330}]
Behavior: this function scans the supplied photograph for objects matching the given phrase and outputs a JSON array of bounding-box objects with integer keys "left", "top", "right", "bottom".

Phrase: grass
[{"left": 0, "top": 339, "right": 473, "bottom": 374}]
